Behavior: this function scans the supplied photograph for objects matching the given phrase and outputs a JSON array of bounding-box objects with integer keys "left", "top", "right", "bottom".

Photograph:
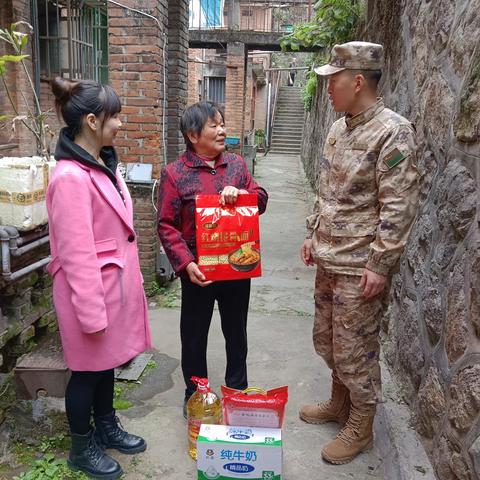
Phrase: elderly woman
[{"left": 157, "top": 101, "right": 268, "bottom": 415}]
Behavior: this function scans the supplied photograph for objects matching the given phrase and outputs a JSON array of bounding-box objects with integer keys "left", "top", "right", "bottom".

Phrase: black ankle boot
[
  {"left": 95, "top": 411, "right": 147, "bottom": 454},
  {"left": 68, "top": 429, "right": 123, "bottom": 479}
]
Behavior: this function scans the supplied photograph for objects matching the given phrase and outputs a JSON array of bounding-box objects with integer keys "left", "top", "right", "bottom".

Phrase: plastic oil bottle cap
[{"left": 191, "top": 376, "right": 211, "bottom": 393}]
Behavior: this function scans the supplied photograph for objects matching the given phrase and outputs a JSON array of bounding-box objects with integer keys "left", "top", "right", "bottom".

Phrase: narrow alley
[{"left": 115, "top": 153, "right": 384, "bottom": 479}]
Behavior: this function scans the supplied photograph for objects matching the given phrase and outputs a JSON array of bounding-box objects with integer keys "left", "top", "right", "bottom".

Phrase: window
[
  {"left": 33, "top": 0, "right": 108, "bottom": 82},
  {"left": 207, "top": 77, "right": 225, "bottom": 105}
]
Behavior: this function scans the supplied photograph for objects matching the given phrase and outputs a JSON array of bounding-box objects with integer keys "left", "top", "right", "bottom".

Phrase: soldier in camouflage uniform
[{"left": 299, "top": 41, "right": 420, "bottom": 464}]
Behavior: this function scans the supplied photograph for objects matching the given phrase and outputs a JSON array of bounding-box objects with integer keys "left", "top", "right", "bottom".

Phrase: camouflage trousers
[{"left": 313, "top": 266, "right": 390, "bottom": 410}]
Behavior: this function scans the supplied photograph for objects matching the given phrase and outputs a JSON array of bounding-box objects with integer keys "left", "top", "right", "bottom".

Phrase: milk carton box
[{"left": 197, "top": 424, "right": 282, "bottom": 480}]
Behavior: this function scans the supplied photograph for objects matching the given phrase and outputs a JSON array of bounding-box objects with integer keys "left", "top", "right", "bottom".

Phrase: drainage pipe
[
  {"left": 0, "top": 226, "right": 51, "bottom": 281},
  {"left": 16, "top": 227, "right": 48, "bottom": 247},
  {"left": 10, "top": 235, "right": 50, "bottom": 257},
  {"left": 8, "top": 257, "right": 51, "bottom": 282},
  {"left": 0, "top": 228, "right": 10, "bottom": 276}
]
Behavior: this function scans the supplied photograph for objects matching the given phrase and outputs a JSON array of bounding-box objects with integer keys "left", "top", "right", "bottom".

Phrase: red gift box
[
  {"left": 195, "top": 194, "right": 262, "bottom": 281},
  {"left": 221, "top": 386, "right": 289, "bottom": 429}
]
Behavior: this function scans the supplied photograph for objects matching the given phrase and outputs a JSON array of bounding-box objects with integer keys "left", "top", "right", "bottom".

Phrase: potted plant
[{"left": 0, "top": 21, "right": 55, "bottom": 231}]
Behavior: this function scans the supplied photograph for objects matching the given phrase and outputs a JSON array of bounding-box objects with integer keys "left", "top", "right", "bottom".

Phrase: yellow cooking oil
[{"left": 187, "top": 377, "right": 222, "bottom": 460}]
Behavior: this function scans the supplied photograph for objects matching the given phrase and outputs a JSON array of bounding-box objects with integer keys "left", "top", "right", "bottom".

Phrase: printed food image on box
[
  {"left": 195, "top": 194, "right": 262, "bottom": 282},
  {"left": 197, "top": 425, "right": 282, "bottom": 480}
]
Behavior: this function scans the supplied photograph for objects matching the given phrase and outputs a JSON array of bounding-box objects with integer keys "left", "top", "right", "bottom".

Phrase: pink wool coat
[{"left": 46, "top": 160, "right": 152, "bottom": 371}]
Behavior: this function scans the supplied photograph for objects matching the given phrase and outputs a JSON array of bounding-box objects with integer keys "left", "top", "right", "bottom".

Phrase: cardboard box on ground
[{"left": 197, "top": 424, "right": 282, "bottom": 480}]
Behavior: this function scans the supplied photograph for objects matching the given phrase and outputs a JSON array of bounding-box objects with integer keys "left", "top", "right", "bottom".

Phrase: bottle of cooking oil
[{"left": 187, "top": 377, "right": 222, "bottom": 460}]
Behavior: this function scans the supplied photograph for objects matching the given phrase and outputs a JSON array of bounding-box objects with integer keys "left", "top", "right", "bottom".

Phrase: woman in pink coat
[{"left": 47, "top": 77, "right": 152, "bottom": 480}]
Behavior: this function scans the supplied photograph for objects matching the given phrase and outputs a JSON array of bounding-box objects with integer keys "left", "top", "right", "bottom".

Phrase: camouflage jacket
[{"left": 306, "top": 99, "right": 420, "bottom": 276}]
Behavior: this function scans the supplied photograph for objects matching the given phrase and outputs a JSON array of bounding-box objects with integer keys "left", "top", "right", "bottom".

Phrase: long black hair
[{"left": 51, "top": 77, "right": 121, "bottom": 137}]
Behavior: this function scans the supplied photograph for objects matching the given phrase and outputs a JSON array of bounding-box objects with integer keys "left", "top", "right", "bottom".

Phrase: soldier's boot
[
  {"left": 299, "top": 378, "right": 351, "bottom": 425},
  {"left": 321, "top": 405, "right": 375, "bottom": 465}
]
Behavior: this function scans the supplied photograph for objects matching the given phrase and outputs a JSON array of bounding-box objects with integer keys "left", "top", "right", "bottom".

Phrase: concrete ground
[{"left": 115, "top": 153, "right": 385, "bottom": 479}]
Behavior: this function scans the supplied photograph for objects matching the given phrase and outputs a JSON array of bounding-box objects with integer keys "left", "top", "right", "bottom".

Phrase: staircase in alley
[{"left": 270, "top": 86, "right": 305, "bottom": 156}]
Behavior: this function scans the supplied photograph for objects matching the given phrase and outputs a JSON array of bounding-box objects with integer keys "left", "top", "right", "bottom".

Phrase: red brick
[{"left": 127, "top": 115, "right": 159, "bottom": 124}]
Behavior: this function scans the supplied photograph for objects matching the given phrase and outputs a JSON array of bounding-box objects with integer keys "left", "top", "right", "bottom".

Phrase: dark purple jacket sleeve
[{"left": 157, "top": 167, "right": 195, "bottom": 273}]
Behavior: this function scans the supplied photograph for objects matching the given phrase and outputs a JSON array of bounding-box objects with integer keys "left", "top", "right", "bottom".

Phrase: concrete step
[
  {"left": 272, "top": 132, "right": 303, "bottom": 138},
  {"left": 275, "top": 107, "right": 304, "bottom": 112},
  {"left": 276, "top": 108, "right": 304, "bottom": 112},
  {"left": 272, "top": 130, "right": 304, "bottom": 135},
  {"left": 270, "top": 141, "right": 302, "bottom": 148},
  {"left": 276, "top": 108, "right": 304, "bottom": 113},
  {"left": 271, "top": 147, "right": 302, "bottom": 152},
  {"left": 273, "top": 121, "right": 304, "bottom": 127},
  {"left": 274, "top": 114, "right": 305, "bottom": 118},
  {"left": 276, "top": 103, "right": 303, "bottom": 108},
  {"left": 271, "top": 135, "right": 303, "bottom": 141},
  {"left": 271, "top": 142, "right": 302, "bottom": 149},
  {"left": 275, "top": 114, "right": 305, "bottom": 119},
  {"left": 271, "top": 136, "right": 303, "bottom": 141},
  {"left": 269, "top": 149, "right": 302, "bottom": 155},
  {"left": 273, "top": 125, "right": 304, "bottom": 130},
  {"left": 274, "top": 118, "right": 305, "bottom": 124},
  {"left": 275, "top": 112, "right": 305, "bottom": 117},
  {"left": 277, "top": 99, "right": 302, "bottom": 103},
  {"left": 277, "top": 100, "right": 303, "bottom": 104}
]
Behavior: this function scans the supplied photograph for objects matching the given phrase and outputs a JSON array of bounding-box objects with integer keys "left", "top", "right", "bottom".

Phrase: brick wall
[
  {"left": 167, "top": 0, "right": 189, "bottom": 164},
  {"left": 128, "top": 183, "right": 158, "bottom": 286},
  {"left": 254, "top": 83, "right": 268, "bottom": 133},
  {"left": 244, "top": 61, "right": 253, "bottom": 131},
  {"left": 187, "top": 49, "right": 204, "bottom": 106},
  {"left": 225, "top": 42, "right": 246, "bottom": 141},
  {"left": 107, "top": 0, "right": 178, "bottom": 287},
  {"left": 108, "top": 0, "right": 168, "bottom": 179}
]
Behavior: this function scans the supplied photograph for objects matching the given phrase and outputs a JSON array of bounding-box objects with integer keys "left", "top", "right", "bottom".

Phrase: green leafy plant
[
  {"left": 113, "top": 382, "right": 134, "bottom": 410},
  {"left": 13, "top": 454, "right": 88, "bottom": 480},
  {"left": 301, "top": 70, "right": 318, "bottom": 111},
  {"left": 38, "top": 434, "right": 69, "bottom": 453},
  {"left": 280, "top": 0, "right": 364, "bottom": 51},
  {"left": 280, "top": 0, "right": 365, "bottom": 111},
  {"left": 0, "top": 22, "right": 53, "bottom": 157},
  {"left": 255, "top": 129, "right": 265, "bottom": 149},
  {"left": 144, "top": 280, "right": 162, "bottom": 297}
]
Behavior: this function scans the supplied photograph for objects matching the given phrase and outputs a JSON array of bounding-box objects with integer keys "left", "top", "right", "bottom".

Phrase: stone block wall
[
  {"left": 301, "top": 1, "right": 480, "bottom": 478},
  {"left": 0, "top": 266, "right": 56, "bottom": 374}
]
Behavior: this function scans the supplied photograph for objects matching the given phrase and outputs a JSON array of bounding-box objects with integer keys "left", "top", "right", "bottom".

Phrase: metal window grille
[
  {"left": 207, "top": 76, "right": 225, "bottom": 105},
  {"left": 32, "top": 0, "right": 108, "bottom": 82}
]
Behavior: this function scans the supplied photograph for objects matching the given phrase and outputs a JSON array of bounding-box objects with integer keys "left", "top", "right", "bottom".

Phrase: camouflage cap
[{"left": 314, "top": 41, "right": 384, "bottom": 76}]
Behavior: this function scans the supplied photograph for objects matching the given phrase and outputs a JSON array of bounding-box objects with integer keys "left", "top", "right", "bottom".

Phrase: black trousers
[
  {"left": 65, "top": 369, "right": 114, "bottom": 435},
  {"left": 180, "top": 277, "right": 251, "bottom": 397}
]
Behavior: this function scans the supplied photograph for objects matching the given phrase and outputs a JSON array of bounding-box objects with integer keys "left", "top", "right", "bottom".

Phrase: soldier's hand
[
  {"left": 301, "top": 239, "right": 315, "bottom": 266},
  {"left": 360, "top": 269, "right": 387, "bottom": 299}
]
